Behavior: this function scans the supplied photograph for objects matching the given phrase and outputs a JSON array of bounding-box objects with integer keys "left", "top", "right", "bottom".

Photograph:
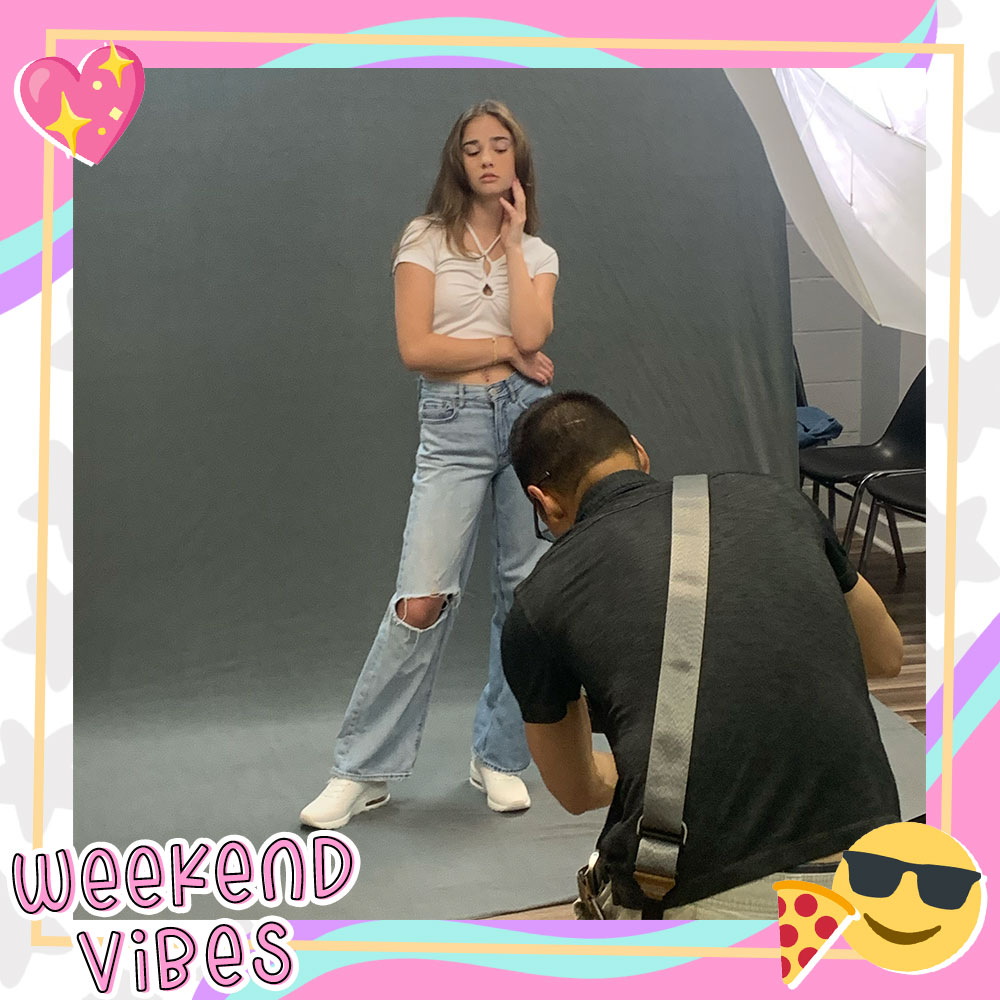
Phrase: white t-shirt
[{"left": 392, "top": 217, "right": 559, "bottom": 340}]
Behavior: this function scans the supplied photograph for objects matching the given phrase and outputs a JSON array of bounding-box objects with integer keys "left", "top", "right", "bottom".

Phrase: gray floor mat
[{"left": 74, "top": 585, "right": 924, "bottom": 921}]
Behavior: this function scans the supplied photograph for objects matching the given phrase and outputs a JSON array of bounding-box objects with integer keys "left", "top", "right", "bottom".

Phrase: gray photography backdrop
[{"left": 75, "top": 68, "right": 806, "bottom": 919}]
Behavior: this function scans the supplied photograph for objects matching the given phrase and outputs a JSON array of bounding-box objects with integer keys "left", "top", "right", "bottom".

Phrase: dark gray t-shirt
[{"left": 502, "top": 470, "right": 900, "bottom": 910}]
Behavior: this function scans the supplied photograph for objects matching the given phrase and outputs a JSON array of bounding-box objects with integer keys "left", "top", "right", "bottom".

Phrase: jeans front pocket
[
  {"left": 513, "top": 377, "right": 553, "bottom": 413},
  {"left": 418, "top": 397, "right": 458, "bottom": 423}
]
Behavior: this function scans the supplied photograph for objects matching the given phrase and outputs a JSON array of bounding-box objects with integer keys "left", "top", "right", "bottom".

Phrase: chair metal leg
[
  {"left": 827, "top": 486, "right": 836, "bottom": 529},
  {"left": 812, "top": 479, "right": 820, "bottom": 504},
  {"left": 858, "top": 502, "right": 881, "bottom": 576},
  {"left": 841, "top": 486, "right": 864, "bottom": 553},
  {"left": 886, "top": 508, "right": 907, "bottom": 576}
]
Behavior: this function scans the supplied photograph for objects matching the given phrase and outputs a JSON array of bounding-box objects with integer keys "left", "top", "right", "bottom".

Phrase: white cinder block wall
[
  {"left": 788, "top": 216, "right": 925, "bottom": 552},
  {"left": 788, "top": 220, "right": 864, "bottom": 445}
]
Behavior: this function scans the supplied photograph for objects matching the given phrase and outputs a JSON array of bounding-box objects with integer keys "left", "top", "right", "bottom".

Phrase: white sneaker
[
  {"left": 299, "top": 777, "right": 390, "bottom": 829},
  {"left": 469, "top": 757, "right": 531, "bottom": 813}
]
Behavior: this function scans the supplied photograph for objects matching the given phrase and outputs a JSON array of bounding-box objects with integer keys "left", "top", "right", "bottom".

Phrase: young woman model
[{"left": 300, "top": 101, "right": 559, "bottom": 829}]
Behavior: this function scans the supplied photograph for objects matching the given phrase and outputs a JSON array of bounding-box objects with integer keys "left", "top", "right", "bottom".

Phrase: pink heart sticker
[{"left": 15, "top": 42, "right": 145, "bottom": 166}]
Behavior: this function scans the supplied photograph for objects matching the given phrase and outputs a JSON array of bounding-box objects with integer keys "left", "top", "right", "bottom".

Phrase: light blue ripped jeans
[{"left": 331, "top": 371, "right": 552, "bottom": 780}]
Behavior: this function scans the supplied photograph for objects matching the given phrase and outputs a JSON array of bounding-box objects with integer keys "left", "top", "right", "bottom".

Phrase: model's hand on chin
[{"left": 499, "top": 177, "right": 527, "bottom": 250}]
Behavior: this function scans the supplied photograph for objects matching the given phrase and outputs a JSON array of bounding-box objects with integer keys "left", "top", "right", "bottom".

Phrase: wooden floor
[{"left": 492, "top": 546, "right": 926, "bottom": 921}]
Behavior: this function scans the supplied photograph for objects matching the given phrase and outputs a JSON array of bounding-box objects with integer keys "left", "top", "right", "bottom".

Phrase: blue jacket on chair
[{"left": 796, "top": 406, "right": 843, "bottom": 448}]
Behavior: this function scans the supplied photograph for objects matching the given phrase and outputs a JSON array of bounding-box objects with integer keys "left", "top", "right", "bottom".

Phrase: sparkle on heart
[{"left": 16, "top": 41, "right": 144, "bottom": 165}]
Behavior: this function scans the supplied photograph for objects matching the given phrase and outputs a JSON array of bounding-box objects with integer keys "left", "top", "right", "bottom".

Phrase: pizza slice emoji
[{"left": 773, "top": 880, "right": 860, "bottom": 988}]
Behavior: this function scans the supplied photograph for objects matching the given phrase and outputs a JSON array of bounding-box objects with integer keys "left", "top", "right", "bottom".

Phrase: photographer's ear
[
  {"left": 527, "top": 483, "right": 550, "bottom": 514},
  {"left": 528, "top": 484, "right": 567, "bottom": 526},
  {"left": 631, "top": 436, "right": 651, "bottom": 474}
]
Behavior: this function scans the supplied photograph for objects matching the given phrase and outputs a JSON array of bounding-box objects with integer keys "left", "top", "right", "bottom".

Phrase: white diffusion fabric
[{"left": 726, "top": 68, "right": 926, "bottom": 335}]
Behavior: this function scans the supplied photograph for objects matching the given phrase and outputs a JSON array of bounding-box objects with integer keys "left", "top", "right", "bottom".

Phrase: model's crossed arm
[{"left": 393, "top": 261, "right": 556, "bottom": 377}]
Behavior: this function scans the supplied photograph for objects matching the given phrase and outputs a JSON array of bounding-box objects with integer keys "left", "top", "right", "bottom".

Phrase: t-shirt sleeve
[
  {"left": 528, "top": 239, "right": 559, "bottom": 279},
  {"left": 393, "top": 218, "right": 438, "bottom": 274},
  {"left": 803, "top": 495, "right": 859, "bottom": 593},
  {"left": 501, "top": 598, "right": 581, "bottom": 723}
]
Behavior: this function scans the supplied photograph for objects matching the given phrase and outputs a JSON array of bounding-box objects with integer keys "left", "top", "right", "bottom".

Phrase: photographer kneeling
[{"left": 501, "top": 392, "right": 903, "bottom": 919}]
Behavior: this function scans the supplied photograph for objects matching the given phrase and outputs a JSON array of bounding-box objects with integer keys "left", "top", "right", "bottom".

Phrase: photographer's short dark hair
[{"left": 510, "top": 392, "right": 639, "bottom": 495}]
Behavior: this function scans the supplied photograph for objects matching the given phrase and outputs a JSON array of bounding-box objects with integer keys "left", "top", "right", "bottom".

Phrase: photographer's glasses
[{"left": 842, "top": 850, "right": 982, "bottom": 910}]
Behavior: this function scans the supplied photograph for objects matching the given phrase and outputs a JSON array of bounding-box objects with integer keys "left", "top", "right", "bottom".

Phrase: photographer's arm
[
  {"left": 844, "top": 575, "right": 904, "bottom": 679},
  {"left": 501, "top": 601, "right": 613, "bottom": 813},
  {"left": 804, "top": 493, "right": 903, "bottom": 680},
  {"left": 524, "top": 699, "right": 618, "bottom": 815}
]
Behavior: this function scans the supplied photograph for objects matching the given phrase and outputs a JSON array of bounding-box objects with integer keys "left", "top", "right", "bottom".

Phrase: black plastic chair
[
  {"left": 794, "top": 347, "right": 808, "bottom": 408},
  {"left": 857, "top": 470, "right": 926, "bottom": 576},
  {"left": 799, "top": 367, "right": 925, "bottom": 547}
]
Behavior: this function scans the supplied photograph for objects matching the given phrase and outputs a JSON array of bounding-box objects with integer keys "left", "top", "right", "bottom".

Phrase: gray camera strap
[{"left": 633, "top": 474, "right": 710, "bottom": 918}]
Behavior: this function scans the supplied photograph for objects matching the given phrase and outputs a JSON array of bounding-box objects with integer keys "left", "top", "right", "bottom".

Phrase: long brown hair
[{"left": 395, "top": 101, "right": 540, "bottom": 263}]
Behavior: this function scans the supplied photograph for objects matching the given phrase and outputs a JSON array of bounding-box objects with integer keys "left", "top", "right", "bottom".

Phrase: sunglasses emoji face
[{"left": 833, "top": 822, "right": 987, "bottom": 973}]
